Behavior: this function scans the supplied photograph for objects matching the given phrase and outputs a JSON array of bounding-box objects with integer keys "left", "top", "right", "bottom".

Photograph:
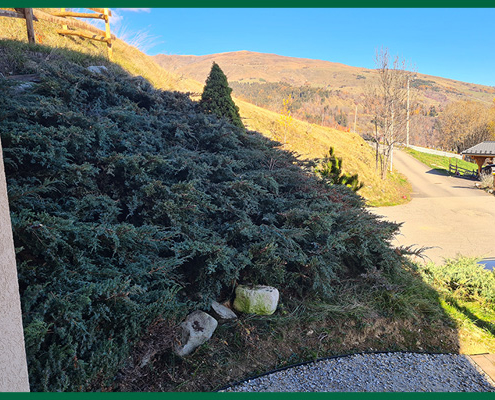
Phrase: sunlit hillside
[
  {"left": 0, "top": 11, "right": 409, "bottom": 206},
  {"left": 154, "top": 50, "right": 495, "bottom": 106},
  {"left": 155, "top": 51, "right": 495, "bottom": 149},
  {"left": 236, "top": 99, "right": 409, "bottom": 205}
]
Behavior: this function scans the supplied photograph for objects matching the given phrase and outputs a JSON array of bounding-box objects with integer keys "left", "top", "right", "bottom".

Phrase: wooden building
[{"left": 461, "top": 141, "right": 495, "bottom": 173}]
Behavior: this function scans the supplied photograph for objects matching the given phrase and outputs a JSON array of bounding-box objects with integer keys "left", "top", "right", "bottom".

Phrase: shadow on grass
[{"left": 448, "top": 297, "right": 495, "bottom": 337}]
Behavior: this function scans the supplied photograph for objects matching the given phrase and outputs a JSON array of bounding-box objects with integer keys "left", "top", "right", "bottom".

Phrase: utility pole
[
  {"left": 390, "top": 100, "right": 394, "bottom": 173},
  {"left": 406, "top": 77, "right": 410, "bottom": 147},
  {"left": 353, "top": 104, "right": 357, "bottom": 133},
  {"left": 406, "top": 74, "right": 416, "bottom": 147}
]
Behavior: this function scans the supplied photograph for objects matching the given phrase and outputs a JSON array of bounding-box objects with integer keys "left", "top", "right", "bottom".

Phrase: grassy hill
[
  {"left": 0, "top": 37, "right": 462, "bottom": 392},
  {"left": 154, "top": 50, "right": 495, "bottom": 106},
  {"left": 0, "top": 13, "right": 409, "bottom": 207},
  {"left": 236, "top": 99, "right": 410, "bottom": 206}
]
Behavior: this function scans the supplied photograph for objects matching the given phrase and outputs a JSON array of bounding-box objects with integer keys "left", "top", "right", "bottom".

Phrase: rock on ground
[
  {"left": 211, "top": 300, "right": 237, "bottom": 320},
  {"left": 174, "top": 311, "right": 218, "bottom": 357},
  {"left": 233, "top": 285, "right": 279, "bottom": 315}
]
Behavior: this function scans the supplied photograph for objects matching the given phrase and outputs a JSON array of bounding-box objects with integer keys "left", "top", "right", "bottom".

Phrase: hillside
[
  {"left": 154, "top": 50, "right": 495, "bottom": 105},
  {"left": 154, "top": 51, "right": 495, "bottom": 147},
  {"left": 0, "top": 14, "right": 409, "bottom": 207},
  {"left": 1, "top": 37, "right": 432, "bottom": 391},
  {"left": 154, "top": 50, "right": 364, "bottom": 89}
]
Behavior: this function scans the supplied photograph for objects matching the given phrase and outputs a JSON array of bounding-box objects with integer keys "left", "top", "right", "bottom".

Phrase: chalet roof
[{"left": 461, "top": 141, "right": 495, "bottom": 156}]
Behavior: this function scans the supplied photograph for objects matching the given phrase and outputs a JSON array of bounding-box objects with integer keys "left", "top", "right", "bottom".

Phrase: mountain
[
  {"left": 154, "top": 51, "right": 495, "bottom": 148},
  {"left": 154, "top": 50, "right": 365, "bottom": 89},
  {"left": 154, "top": 50, "right": 495, "bottom": 105}
]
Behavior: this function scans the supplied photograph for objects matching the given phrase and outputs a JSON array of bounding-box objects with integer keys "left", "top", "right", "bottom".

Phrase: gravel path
[{"left": 223, "top": 353, "right": 495, "bottom": 392}]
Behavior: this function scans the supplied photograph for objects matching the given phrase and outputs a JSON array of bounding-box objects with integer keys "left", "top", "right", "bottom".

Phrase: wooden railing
[
  {"left": 448, "top": 159, "right": 478, "bottom": 179},
  {"left": 53, "top": 8, "right": 113, "bottom": 60},
  {"left": 0, "top": 8, "right": 115, "bottom": 60}
]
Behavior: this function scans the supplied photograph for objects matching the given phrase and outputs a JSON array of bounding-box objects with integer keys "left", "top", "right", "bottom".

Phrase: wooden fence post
[
  {"left": 104, "top": 8, "right": 112, "bottom": 61},
  {"left": 60, "top": 8, "right": 67, "bottom": 31},
  {"left": 22, "top": 8, "right": 35, "bottom": 44}
]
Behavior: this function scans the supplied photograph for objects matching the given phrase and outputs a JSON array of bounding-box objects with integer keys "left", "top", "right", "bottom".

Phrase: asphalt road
[{"left": 372, "top": 149, "right": 495, "bottom": 264}]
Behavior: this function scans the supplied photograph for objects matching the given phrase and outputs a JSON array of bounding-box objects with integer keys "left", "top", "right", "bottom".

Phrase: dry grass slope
[
  {"left": 237, "top": 99, "right": 410, "bottom": 205},
  {"left": 0, "top": 12, "right": 409, "bottom": 206}
]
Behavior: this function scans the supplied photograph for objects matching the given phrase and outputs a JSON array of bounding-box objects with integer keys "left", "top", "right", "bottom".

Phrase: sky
[{"left": 105, "top": 8, "right": 495, "bottom": 87}]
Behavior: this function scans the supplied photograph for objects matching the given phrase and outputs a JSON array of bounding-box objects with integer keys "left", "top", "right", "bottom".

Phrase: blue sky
[{"left": 107, "top": 8, "right": 495, "bottom": 87}]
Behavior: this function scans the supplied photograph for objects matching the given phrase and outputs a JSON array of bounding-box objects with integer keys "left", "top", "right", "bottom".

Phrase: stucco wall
[{"left": 0, "top": 140, "right": 30, "bottom": 391}]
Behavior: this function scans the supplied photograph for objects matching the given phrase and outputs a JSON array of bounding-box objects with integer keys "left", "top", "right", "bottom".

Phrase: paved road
[{"left": 372, "top": 149, "right": 495, "bottom": 264}]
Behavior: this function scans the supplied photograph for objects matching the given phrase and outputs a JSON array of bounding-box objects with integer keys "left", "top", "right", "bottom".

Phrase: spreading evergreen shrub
[
  {"left": 0, "top": 42, "right": 401, "bottom": 391},
  {"left": 199, "top": 62, "right": 244, "bottom": 129},
  {"left": 418, "top": 258, "right": 495, "bottom": 303}
]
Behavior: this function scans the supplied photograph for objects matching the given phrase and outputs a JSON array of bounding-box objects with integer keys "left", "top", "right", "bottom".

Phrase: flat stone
[
  {"left": 233, "top": 285, "right": 279, "bottom": 315},
  {"left": 468, "top": 354, "right": 495, "bottom": 383},
  {"left": 173, "top": 310, "right": 218, "bottom": 357},
  {"left": 211, "top": 300, "right": 237, "bottom": 320}
]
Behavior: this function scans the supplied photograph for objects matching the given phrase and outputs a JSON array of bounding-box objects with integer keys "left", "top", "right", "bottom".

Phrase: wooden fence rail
[
  {"left": 449, "top": 159, "right": 478, "bottom": 179},
  {"left": 0, "top": 8, "right": 114, "bottom": 60}
]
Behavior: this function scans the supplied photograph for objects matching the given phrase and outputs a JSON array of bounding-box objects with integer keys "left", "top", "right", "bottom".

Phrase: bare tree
[
  {"left": 366, "top": 48, "right": 413, "bottom": 179},
  {"left": 364, "top": 83, "right": 384, "bottom": 171}
]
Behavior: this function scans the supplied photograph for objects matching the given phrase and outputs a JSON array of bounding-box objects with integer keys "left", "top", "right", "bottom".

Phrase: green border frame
[
  {"left": 2, "top": 1, "right": 494, "bottom": 396},
  {"left": 1, "top": 391, "right": 494, "bottom": 396}
]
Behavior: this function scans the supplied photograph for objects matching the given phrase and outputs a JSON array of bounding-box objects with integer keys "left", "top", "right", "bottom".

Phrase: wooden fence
[
  {"left": 0, "top": 8, "right": 115, "bottom": 60},
  {"left": 0, "top": 8, "right": 36, "bottom": 43},
  {"left": 448, "top": 159, "right": 478, "bottom": 179}
]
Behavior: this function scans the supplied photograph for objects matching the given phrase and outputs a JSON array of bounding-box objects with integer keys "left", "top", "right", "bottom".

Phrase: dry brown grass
[
  {"left": 116, "top": 305, "right": 459, "bottom": 391},
  {"left": 236, "top": 99, "right": 411, "bottom": 206},
  {"left": 154, "top": 50, "right": 495, "bottom": 107}
]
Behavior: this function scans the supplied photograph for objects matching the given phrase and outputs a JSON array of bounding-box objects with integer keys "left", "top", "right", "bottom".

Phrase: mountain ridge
[{"left": 154, "top": 50, "right": 495, "bottom": 103}]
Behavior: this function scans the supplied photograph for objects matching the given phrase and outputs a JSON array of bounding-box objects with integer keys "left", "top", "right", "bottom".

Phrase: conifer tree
[
  {"left": 200, "top": 62, "right": 244, "bottom": 129},
  {"left": 316, "top": 147, "right": 364, "bottom": 192}
]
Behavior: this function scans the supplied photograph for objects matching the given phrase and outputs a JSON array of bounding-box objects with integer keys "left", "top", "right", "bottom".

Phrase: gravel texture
[{"left": 223, "top": 352, "right": 495, "bottom": 392}]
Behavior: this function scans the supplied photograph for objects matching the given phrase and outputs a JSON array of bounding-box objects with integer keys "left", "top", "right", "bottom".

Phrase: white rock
[
  {"left": 86, "top": 65, "right": 108, "bottom": 74},
  {"left": 173, "top": 310, "right": 218, "bottom": 357},
  {"left": 233, "top": 285, "right": 279, "bottom": 315},
  {"left": 211, "top": 300, "right": 237, "bottom": 320}
]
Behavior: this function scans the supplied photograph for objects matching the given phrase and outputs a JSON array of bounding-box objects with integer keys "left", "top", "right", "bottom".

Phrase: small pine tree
[
  {"left": 316, "top": 147, "right": 364, "bottom": 192},
  {"left": 200, "top": 62, "right": 244, "bottom": 129}
]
